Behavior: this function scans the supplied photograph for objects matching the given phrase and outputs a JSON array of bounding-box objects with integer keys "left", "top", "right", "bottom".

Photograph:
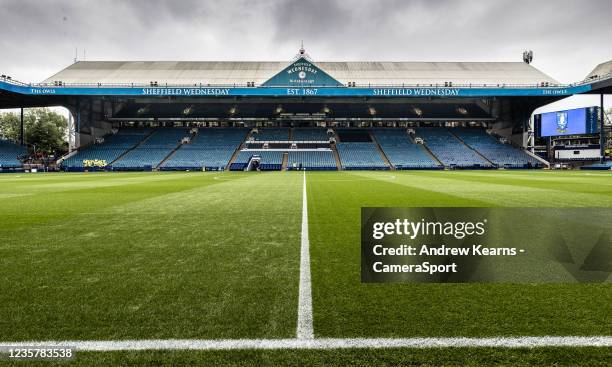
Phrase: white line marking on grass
[
  {"left": 297, "top": 171, "right": 314, "bottom": 340},
  {"left": 3, "top": 336, "right": 610, "bottom": 351}
]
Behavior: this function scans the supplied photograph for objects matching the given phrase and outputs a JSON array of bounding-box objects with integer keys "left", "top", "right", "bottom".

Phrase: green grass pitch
[{"left": 0, "top": 170, "right": 610, "bottom": 366}]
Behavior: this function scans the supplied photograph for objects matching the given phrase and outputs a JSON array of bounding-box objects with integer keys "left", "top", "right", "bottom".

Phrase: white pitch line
[
  {"left": 2, "top": 336, "right": 610, "bottom": 351},
  {"left": 297, "top": 171, "right": 314, "bottom": 340}
]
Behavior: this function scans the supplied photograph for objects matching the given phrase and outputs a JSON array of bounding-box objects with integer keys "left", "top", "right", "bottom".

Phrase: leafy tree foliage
[{"left": 0, "top": 108, "right": 68, "bottom": 154}]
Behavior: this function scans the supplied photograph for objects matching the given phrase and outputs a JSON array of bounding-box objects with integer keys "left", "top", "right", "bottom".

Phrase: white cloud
[{"left": 0, "top": 0, "right": 610, "bottom": 114}]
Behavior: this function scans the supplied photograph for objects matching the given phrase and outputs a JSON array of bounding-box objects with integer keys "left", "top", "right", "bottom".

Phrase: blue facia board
[
  {"left": 261, "top": 57, "right": 343, "bottom": 87},
  {"left": 0, "top": 80, "right": 593, "bottom": 98}
]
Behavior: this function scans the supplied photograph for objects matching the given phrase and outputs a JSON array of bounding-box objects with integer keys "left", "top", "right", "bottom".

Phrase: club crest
[{"left": 556, "top": 112, "right": 568, "bottom": 133}]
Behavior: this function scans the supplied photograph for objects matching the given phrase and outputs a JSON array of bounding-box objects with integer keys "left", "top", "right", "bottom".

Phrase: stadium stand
[
  {"left": 59, "top": 127, "right": 548, "bottom": 172},
  {"left": 61, "top": 128, "right": 151, "bottom": 170},
  {"left": 336, "top": 142, "right": 389, "bottom": 170},
  {"left": 373, "top": 129, "right": 441, "bottom": 169},
  {"left": 287, "top": 150, "right": 336, "bottom": 170},
  {"left": 230, "top": 150, "right": 284, "bottom": 171},
  {"left": 451, "top": 128, "right": 541, "bottom": 168},
  {"left": 251, "top": 128, "right": 289, "bottom": 141},
  {"left": 416, "top": 128, "right": 493, "bottom": 168},
  {"left": 161, "top": 128, "right": 247, "bottom": 170},
  {"left": 292, "top": 128, "right": 330, "bottom": 141},
  {"left": 0, "top": 139, "right": 26, "bottom": 169},
  {"left": 113, "top": 128, "right": 189, "bottom": 170}
]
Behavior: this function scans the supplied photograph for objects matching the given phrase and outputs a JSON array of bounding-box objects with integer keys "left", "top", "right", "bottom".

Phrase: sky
[{"left": 0, "top": 0, "right": 611, "bottom": 114}]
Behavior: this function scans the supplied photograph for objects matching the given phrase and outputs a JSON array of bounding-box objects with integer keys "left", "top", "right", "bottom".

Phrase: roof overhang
[{"left": 582, "top": 78, "right": 612, "bottom": 94}]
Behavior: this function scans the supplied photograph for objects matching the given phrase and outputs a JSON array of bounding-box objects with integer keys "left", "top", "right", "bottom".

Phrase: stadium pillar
[
  {"left": 75, "top": 100, "right": 81, "bottom": 149},
  {"left": 601, "top": 94, "right": 605, "bottom": 163},
  {"left": 20, "top": 107, "right": 24, "bottom": 146},
  {"left": 76, "top": 100, "right": 81, "bottom": 134}
]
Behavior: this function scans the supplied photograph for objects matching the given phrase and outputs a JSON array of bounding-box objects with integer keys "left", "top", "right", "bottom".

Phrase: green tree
[
  {"left": 0, "top": 108, "right": 68, "bottom": 154},
  {"left": 0, "top": 112, "right": 20, "bottom": 142}
]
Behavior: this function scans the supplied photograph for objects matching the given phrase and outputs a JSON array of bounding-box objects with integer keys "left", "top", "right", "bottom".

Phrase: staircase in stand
[
  {"left": 110, "top": 129, "right": 156, "bottom": 166},
  {"left": 408, "top": 133, "right": 444, "bottom": 168},
  {"left": 448, "top": 129, "right": 495, "bottom": 166},
  {"left": 281, "top": 152, "right": 288, "bottom": 171},
  {"left": 331, "top": 144, "right": 342, "bottom": 170},
  {"left": 524, "top": 150, "right": 550, "bottom": 167},
  {"left": 225, "top": 130, "right": 250, "bottom": 171},
  {"left": 370, "top": 132, "right": 394, "bottom": 170},
  {"left": 156, "top": 142, "right": 183, "bottom": 170},
  {"left": 226, "top": 148, "right": 242, "bottom": 171}
]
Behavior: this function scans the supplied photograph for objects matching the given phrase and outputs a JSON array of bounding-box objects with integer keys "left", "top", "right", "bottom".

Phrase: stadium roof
[
  {"left": 586, "top": 60, "right": 612, "bottom": 79},
  {"left": 580, "top": 59, "right": 612, "bottom": 94},
  {"left": 42, "top": 60, "right": 559, "bottom": 87}
]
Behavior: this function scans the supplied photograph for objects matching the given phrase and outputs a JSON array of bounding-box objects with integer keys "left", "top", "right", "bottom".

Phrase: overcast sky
[{"left": 1, "top": 0, "right": 610, "bottom": 112}]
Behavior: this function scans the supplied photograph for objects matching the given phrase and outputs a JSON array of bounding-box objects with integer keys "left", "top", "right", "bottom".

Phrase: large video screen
[{"left": 536, "top": 106, "right": 599, "bottom": 137}]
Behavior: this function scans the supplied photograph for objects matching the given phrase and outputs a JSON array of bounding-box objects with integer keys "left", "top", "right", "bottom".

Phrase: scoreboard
[{"left": 535, "top": 106, "right": 600, "bottom": 138}]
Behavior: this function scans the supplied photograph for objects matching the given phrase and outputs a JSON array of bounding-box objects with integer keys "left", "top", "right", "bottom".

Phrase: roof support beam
[{"left": 20, "top": 107, "right": 24, "bottom": 146}]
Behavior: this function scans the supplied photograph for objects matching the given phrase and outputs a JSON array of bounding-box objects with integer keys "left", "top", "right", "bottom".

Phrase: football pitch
[{"left": 0, "top": 170, "right": 610, "bottom": 366}]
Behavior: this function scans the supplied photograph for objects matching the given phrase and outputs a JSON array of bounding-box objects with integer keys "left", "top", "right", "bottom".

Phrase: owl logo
[
  {"left": 298, "top": 71, "right": 307, "bottom": 79},
  {"left": 556, "top": 112, "right": 568, "bottom": 133}
]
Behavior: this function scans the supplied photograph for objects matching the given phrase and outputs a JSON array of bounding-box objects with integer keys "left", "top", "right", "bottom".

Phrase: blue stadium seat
[
  {"left": 287, "top": 150, "right": 336, "bottom": 170},
  {"left": 60, "top": 127, "right": 545, "bottom": 172},
  {"left": 292, "top": 128, "right": 330, "bottom": 141},
  {"left": 113, "top": 128, "right": 189, "bottom": 170},
  {"left": 336, "top": 142, "right": 388, "bottom": 170},
  {"left": 373, "top": 129, "right": 441, "bottom": 169},
  {"left": 251, "top": 128, "right": 289, "bottom": 141},
  {"left": 417, "top": 128, "right": 493, "bottom": 168},
  {"left": 581, "top": 161, "right": 612, "bottom": 170},
  {"left": 0, "top": 139, "right": 26, "bottom": 169},
  {"left": 61, "top": 128, "right": 151, "bottom": 170},
  {"left": 161, "top": 128, "right": 247, "bottom": 171},
  {"left": 452, "top": 128, "right": 541, "bottom": 168}
]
